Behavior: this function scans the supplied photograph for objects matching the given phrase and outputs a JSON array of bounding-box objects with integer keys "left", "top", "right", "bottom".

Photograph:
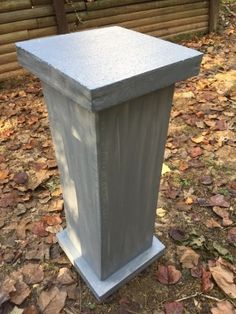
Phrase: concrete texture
[
  {"left": 16, "top": 26, "right": 203, "bottom": 111},
  {"left": 16, "top": 26, "right": 202, "bottom": 300}
]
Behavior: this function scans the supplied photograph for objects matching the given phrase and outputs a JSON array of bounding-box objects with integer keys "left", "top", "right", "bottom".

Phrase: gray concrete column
[{"left": 16, "top": 26, "right": 202, "bottom": 301}]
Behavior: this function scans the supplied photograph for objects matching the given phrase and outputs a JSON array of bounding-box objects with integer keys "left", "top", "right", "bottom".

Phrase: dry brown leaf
[
  {"left": 22, "top": 305, "right": 39, "bottom": 314},
  {"left": 191, "top": 135, "right": 205, "bottom": 144},
  {"left": 0, "top": 169, "right": 9, "bottom": 180},
  {"left": 64, "top": 284, "right": 80, "bottom": 300},
  {"left": 205, "top": 218, "right": 222, "bottom": 229},
  {"left": 202, "top": 267, "right": 214, "bottom": 293},
  {"left": 156, "top": 264, "right": 182, "bottom": 285},
  {"left": 211, "top": 300, "right": 236, "bottom": 314},
  {"left": 48, "top": 199, "right": 64, "bottom": 212},
  {"left": 210, "top": 195, "right": 230, "bottom": 207},
  {"left": 20, "top": 264, "right": 44, "bottom": 284},
  {"left": 228, "top": 227, "right": 236, "bottom": 245},
  {"left": 27, "top": 170, "right": 50, "bottom": 191},
  {"left": 57, "top": 268, "right": 75, "bottom": 285},
  {"left": 164, "top": 301, "right": 184, "bottom": 314},
  {"left": 209, "top": 259, "right": 236, "bottom": 298},
  {"left": 190, "top": 147, "right": 203, "bottom": 158},
  {"left": 45, "top": 225, "right": 63, "bottom": 234},
  {"left": 177, "top": 246, "right": 200, "bottom": 269},
  {"left": 10, "top": 279, "right": 30, "bottom": 305},
  {"left": 0, "top": 277, "right": 16, "bottom": 306},
  {"left": 42, "top": 215, "right": 62, "bottom": 226},
  {"left": 38, "top": 286, "right": 67, "bottom": 314}
]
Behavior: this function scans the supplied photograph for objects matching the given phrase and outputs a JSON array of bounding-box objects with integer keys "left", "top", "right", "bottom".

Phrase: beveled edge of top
[{"left": 16, "top": 26, "right": 203, "bottom": 112}]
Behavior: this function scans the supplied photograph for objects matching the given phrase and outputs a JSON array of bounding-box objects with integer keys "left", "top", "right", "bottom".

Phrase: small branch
[
  {"left": 174, "top": 292, "right": 223, "bottom": 303},
  {"left": 224, "top": 4, "right": 236, "bottom": 17}
]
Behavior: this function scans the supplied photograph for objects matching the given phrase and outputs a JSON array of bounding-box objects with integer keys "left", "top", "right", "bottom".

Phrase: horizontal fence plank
[
  {"left": 31, "top": 0, "right": 52, "bottom": 5},
  {"left": 117, "top": 8, "right": 208, "bottom": 29},
  {"left": 0, "top": 0, "right": 32, "bottom": 13},
  {"left": 147, "top": 20, "right": 208, "bottom": 37},
  {"left": 72, "top": 2, "right": 208, "bottom": 30},
  {"left": 163, "top": 27, "right": 208, "bottom": 40},
  {"left": 0, "top": 43, "right": 16, "bottom": 55},
  {"left": 0, "top": 2, "right": 85, "bottom": 24},
  {"left": 133, "top": 15, "right": 208, "bottom": 33},
  {"left": 80, "top": 0, "right": 205, "bottom": 21},
  {"left": 0, "top": 69, "right": 28, "bottom": 81},
  {"left": 0, "top": 61, "right": 21, "bottom": 74},
  {"left": 86, "top": 0, "right": 151, "bottom": 11},
  {"left": 0, "top": 52, "right": 17, "bottom": 65}
]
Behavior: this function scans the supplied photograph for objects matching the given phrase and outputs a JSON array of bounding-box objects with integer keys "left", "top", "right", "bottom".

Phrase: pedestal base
[{"left": 57, "top": 229, "right": 165, "bottom": 301}]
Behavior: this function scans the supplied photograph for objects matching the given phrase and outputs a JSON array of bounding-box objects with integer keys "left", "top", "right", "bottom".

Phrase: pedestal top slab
[{"left": 16, "top": 26, "right": 202, "bottom": 111}]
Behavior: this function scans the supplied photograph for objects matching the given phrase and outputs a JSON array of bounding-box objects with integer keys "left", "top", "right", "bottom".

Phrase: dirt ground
[{"left": 0, "top": 2, "right": 236, "bottom": 314}]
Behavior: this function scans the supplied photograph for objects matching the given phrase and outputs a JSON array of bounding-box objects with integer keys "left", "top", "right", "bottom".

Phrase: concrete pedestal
[{"left": 16, "top": 26, "right": 202, "bottom": 301}]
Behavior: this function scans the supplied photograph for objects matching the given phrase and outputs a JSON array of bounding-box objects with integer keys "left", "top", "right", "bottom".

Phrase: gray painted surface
[
  {"left": 16, "top": 26, "right": 202, "bottom": 300},
  {"left": 57, "top": 229, "right": 165, "bottom": 301},
  {"left": 42, "top": 83, "right": 173, "bottom": 280},
  {"left": 16, "top": 26, "right": 203, "bottom": 111}
]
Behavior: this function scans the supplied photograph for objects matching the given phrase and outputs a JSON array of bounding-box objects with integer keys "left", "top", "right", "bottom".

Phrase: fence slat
[
  {"left": 53, "top": 0, "right": 68, "bottom": 34},
  {"left": 0, "top": 0, "right": 32, "bottom": 13}
]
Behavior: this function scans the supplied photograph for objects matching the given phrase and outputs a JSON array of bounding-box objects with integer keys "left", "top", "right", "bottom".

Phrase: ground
[{"left": 0, "top": 2, "right": 236, "bottom": 314}]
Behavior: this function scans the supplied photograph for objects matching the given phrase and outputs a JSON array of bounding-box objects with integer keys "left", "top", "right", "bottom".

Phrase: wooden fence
[{"left": 0, "top": 0, "right": 219, "bottom": 80}]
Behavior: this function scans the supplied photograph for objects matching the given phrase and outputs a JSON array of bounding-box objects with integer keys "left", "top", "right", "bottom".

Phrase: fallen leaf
[
  {"left": 215, "top": 120, "right": 228, "bottom": 131},
  {"left": 31, "top": 221, "right": 48, "bottom": 237},
  {"left": 210, "top": 195, "right": 230, "bottom": 207},
  {"left": 179, "top": 160, "right": 189, "bottom": 171},
  {"left": 0, "top": 277, "right": 16, "bottom": 306},
  {"left": 27, "top": 170, "right": 50, "bottom": 191},
  {"left": 57, "top": 268, "right": 74, "bottom": 285},
  {"left": 64, "top": 284, "right": 80, "bottom": 300},
  {"left": 211, "top": 300, "right": 235, "bottom": 314},
  {"left": 191, "top": 135, "right": 205, "bottom": 144},
  {"left": 156, "top": 264, "right": 182, "bottom": 285},
  {"left": 227, "top": 227, "right": 236, "bottom": 245},
  {"left": 10, "top": 279, "right": 30, "bottom": 305},
  {"left": 42, "top": 215, "right": 62, "bottom": 226},
  {"left": 169, "top": 229, "right": 187, "bottom": 242},
  {"left": 14, "top": 172, "right": 28, "bottom": 185},
  {"left": 45, "top": 225, "right": 63, "bottom": 234},
  {"left": 162, "top": 163, "right": 171, "bottom": 175},
  {"left": 0, "top": 169, "right": 9, "bottom": 180},
  {"left": 177, "top": 246, "right": 200, "bottom": 269},
  {"left": 191, "top": 265, "right": 202, "bottom": 278},
  {"left": 156, "top": 208, "right": 167, "bottom": 218},
  {"left": 0, "top": 191, "right": 17, "bottom": 207},
  {"left": 48, "top": 199, "right": 64, "bottom": 212},
  {"left": 22, "top": 305, "right": 39, "bottom": 314},
  {"left": 209, "top": 259, "right": 236, "bottom": 298},
  {"left": 20, "top": 264, "right": 44, "bottom": 284},
  {"left": 185, "top": 196, "right": 194, "bottom": 205},
  {"left": 164, "top": 301, "right": 184, "bottom": 314},
  {"left": 202, "top": 267, "right": 214, "bottom": 293},
  {"left": 10, "top": 306, "right": 24, "bottom": 314},
  {"left": 205, "top": 218, "right": 222, "bottom": 229},
  {"left": 213, "top": 207, "right": 233, "bottom": 226},
  {"left": 213, "top": 242, "right": 232, "bottom": 261},
  {"left": 200, "top": 175, "right": 213, "bottom": 185},
  {"left": 190, "top": 147, "right": 203, "bottom": 158},
  {"left": 38, "top": 286, "right": 67, "bottom": 314}
]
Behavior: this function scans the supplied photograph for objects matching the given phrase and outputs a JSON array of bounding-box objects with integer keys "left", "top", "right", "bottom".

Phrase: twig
[
  {"left": 66, "top": 0, "right": 83, "bottom": 24},
  {"left": 174, "top": 292, "right": 223, "bottom": 303},
  {"left": 224, "top": 4, "right": 236, "bottom": 17},
  {"left": 175, "top": 292, "right": 200, "bottom": 302}
]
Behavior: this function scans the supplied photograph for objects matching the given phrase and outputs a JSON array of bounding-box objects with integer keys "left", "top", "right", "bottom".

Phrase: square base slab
[{"left": 57, "top": 229, "right": 165, "bottom": 301}]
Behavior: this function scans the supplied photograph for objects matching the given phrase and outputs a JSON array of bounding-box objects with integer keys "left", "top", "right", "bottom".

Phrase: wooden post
[
  {"left": 209, "top": 0, "right": 219, "bottom": 32},
  {"left": 53, "top": 0, "right": 68, "bottom": 34}
]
